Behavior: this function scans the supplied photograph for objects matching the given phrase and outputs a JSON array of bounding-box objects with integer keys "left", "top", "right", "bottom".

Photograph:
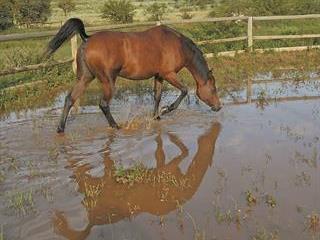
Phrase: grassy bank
[{"left": 1, "top": 49, "right": 320, "bottom": 116}]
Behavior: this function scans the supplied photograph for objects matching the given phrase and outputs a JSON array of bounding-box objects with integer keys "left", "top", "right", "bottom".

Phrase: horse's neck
[{"left": 186, "top": 54, "right": 208, "bottom": 87}]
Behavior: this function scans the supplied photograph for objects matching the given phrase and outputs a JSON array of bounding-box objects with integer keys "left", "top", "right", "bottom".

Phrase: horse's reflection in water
[{"left": 54, "top": 122, "right": 221, "bottom": 239}]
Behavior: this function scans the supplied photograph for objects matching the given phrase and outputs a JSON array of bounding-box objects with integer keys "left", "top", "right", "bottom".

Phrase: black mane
[
  {"left": 181, "top": 35, "right": 210, "bottom": 82},
  {"left": 161, "top": 25, "right": 210, "bottom": 82}
]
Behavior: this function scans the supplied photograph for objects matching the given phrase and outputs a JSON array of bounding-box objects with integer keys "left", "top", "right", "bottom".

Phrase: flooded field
[{"left": 0, "top": 78, "right": 319, "bottom": 240}]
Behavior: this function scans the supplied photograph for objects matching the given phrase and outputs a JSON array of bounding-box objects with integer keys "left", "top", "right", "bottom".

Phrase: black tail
[{"left": 44, "top": 18, "right": 89, "bottom": 58}]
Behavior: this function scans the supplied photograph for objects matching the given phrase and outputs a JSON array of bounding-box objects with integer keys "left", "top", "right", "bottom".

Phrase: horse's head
[{"left": 196, "top": 69, "right": 222, "bottom": 112}]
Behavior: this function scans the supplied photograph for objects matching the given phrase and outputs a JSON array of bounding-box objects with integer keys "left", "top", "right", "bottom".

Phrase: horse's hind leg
[
  {"left": 98, "top": 74, "right": 119, "bottom": 129},
  {"left": 161, "top": 72, "right": 188, "bottom": 115},
  {"left": 57, "top": 48, "right": 93, "bottom": 133},
  {"left": 153, "top": 76, "right": 163, "bottom": 120},
  {"left": 57, "top": 76, "right": 92, "bottom": 133}
]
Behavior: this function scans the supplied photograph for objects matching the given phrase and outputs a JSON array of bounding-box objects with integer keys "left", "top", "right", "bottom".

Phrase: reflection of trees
[{"left": 54, "top": 122, "right": 221, "bottom": 240}]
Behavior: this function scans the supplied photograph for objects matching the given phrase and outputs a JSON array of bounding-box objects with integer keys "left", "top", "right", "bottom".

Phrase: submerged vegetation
[
  {"left": 7, "top": 189, "right": 35, "bottom": 216},
  {"left": 306, "top": 213, "right": 320, "bottom": 235},
  {"left": 251, "top": 228, "right": 279, "bottom": 240},
  {"left": 113, "top": 163, "right": 190, "bottom": 189}
]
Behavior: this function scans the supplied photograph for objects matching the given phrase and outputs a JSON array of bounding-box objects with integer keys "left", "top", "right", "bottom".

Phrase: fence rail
[
  {"left": 1, "top": 14, "right": 320, "bottom": 77},
  {"left": 0, "top": 59, "right": 73, "bottom": 76}
]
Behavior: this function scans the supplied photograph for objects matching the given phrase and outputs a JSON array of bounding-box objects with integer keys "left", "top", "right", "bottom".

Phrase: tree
[
  {"left": 57, "top": 0, "right": 76, "bottom": 17},
  {"left": 101, "top": 0, "right": 135, "bottom": 24},
  {"left": 145, "top": 2, "right": 167, "bottom": 21},
  {"left": 0, "top": 0, "right": 14, "bottom": 30}
]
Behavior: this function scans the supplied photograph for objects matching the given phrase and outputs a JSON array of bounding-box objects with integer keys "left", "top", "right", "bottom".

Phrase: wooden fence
[
  {"left": 1, "top": 14, "right": 320, "bottom": 105},
  {"left": 1, "top": 14, "right": 320, "bottom": 77}
]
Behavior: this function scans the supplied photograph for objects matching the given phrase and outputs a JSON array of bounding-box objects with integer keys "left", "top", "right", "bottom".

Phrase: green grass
[
  {"left": 48, "top": 0, "right": 214, "bottom": 26},
  {"left": 2, "top": 14, "right": 320, "bottom": 115},
  {"left": 8, "top": 189, "right": 35, "bottom": 216},
  {"left": 0, "top": 225, "right": 3, "bottom": 240},
  {"left": 0, "top": 37, "right": 71, "bottom": 69},
  {"left": 1, "top": 49, "right": 320, "bottom": 115},
  {"left": 252, "top": 228, "right": 279, "bottom": 240},
  {"left": 0, "top": 64, "right": 74, "bottom": 114}
]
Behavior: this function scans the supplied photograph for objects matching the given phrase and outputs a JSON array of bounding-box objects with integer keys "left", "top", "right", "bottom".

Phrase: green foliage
[
  {"left": 13, "top": 0, "right": 51, "bottom": 27},
  {"left": 251, "top": 0, "right": 320, "bottom": 15},
  {"left": 57, "top": 0, "right": 76, "bottom": 17},
  {"left": 0, "top": 64, "right": 74, "bottom": 113},
  {"left": 101, "top": 0, "right": 135, "bottom": 23},
  {"left": 184, "top": 0, "right": 211, "bottom": 7},
  {"left": 209, "top": 0, "right": 320, "bottom": 17},
  {"left": 179, "top": 7, "right": 193, "bottom": 20},
  {"left": 144, "top": 2, "right": 168, "bottom": 21},
  {"left": 8, "top": 189, "right": 35, "bottom": 216},
  {"left": 177, "top": 22, "right": 247, "bottom": 53},
  {"left": 0, "top": 0, "right": 14, "bottom": 30},
  {"left": 2, "top": 0, "right": 52, "bottom": 28}
]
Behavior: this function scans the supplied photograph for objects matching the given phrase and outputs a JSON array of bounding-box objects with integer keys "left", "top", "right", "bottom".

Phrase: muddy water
[{"left": 0, "top": 86, "right": 319, "bottom": 240}]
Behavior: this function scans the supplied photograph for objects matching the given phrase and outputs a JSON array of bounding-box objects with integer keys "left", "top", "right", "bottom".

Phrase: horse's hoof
[
  {"left": 57, "top": 126, "right": 64, "bottom": 134},
  {"left": 153, "top": 115, "right": 161, "bottom": 120},
  {"left": 111, "top": 124, "right": 120, "bottom": 129},
  {"left": 160, "top": 106, "right": 170, "bottom": 115}
]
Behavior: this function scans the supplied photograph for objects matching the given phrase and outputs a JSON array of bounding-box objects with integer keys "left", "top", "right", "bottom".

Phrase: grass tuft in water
[
  {"left": 0, "top": 225, "right": 3, "bottom": 240},
  {"left": 0, "top": 171, "right": 5, "bottom": 184},
  {"left": 246, "top": 190, "right": 257, "bottom": 207},
  {"left": 252, "top": 228, "right": 279, "bottom": 240},
  {"left": 256, "top": 89, "right": 269, "bottom": 110},
  {"left": 306, "top": 212, "right": 320, "bottom": 234},
  {"left": 265, "top": 194, "right": 277, "bottom": 208},
  {"left": 113, "top": 163, "right": 190, "bottom": 189},
  {"left": 82, "top": 181, "right": 105, "bottom": 209},
  {"left": 8, "top": 189, "right": 35, "bottom": 216},
  {"left": 114, "top": 163, "right": 148, "bottom": 186}
]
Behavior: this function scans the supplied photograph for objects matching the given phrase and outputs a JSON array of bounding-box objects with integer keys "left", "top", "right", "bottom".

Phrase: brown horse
[{"left": 45, "top": 18, "right": 222, "bottom": 133}]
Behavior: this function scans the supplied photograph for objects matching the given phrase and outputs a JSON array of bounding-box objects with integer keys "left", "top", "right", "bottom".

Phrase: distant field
[{"left": 49, "top": 0, "right": 213, "bottom": 26}]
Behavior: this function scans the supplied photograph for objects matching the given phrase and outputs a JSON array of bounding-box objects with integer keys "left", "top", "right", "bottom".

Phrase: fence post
[
  {"left": 247, "top": 16, "right": 253, "bottom": 51},
  {"left": 71, "top": 35, "right": 78, "bottom": 74},
  {"left": 247, "top": 78, "right": 252, "bottom": 103},
  {"left": 71, "top": 35, "right": 80, "bottom": 112}
]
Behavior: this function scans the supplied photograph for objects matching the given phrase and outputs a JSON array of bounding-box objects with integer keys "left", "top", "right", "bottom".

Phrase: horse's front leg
[
  {"left": 98, "top": 76, "right": 119, "bottom": 129},
  {"left": 153, "top": 76, "right": 163, "bottom": 120},
  {"left": 160, "top": 72, "right": 188, "bottom": 116}
]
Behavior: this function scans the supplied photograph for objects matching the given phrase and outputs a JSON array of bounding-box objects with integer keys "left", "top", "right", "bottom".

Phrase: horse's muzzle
[{"left": 211, "top": 106, "right": 222, "bottom": 112}]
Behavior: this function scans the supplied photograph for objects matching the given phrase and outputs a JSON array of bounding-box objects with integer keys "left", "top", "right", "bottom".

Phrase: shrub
[
  {"left": 15, "top": 0, "right": 51, "bottom": 27},
  {"left": 144, "top": 3, "right": 167, "bottom": 21},
  {"left": 0, "top": 0, "right": 14, "bottom": 30},
  {"left": 101, "top": 0, "right": 135, "bottom": 24}
]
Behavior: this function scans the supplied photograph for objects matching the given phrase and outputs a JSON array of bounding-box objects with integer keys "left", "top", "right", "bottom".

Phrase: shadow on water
[{"left": 53, "top": 122, "right": 221, "bottom": 240}]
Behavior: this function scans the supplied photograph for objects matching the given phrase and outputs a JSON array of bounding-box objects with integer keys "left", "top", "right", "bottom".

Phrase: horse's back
[{"left": 84, "top": 26, "right": 188, "bottom": 80}]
